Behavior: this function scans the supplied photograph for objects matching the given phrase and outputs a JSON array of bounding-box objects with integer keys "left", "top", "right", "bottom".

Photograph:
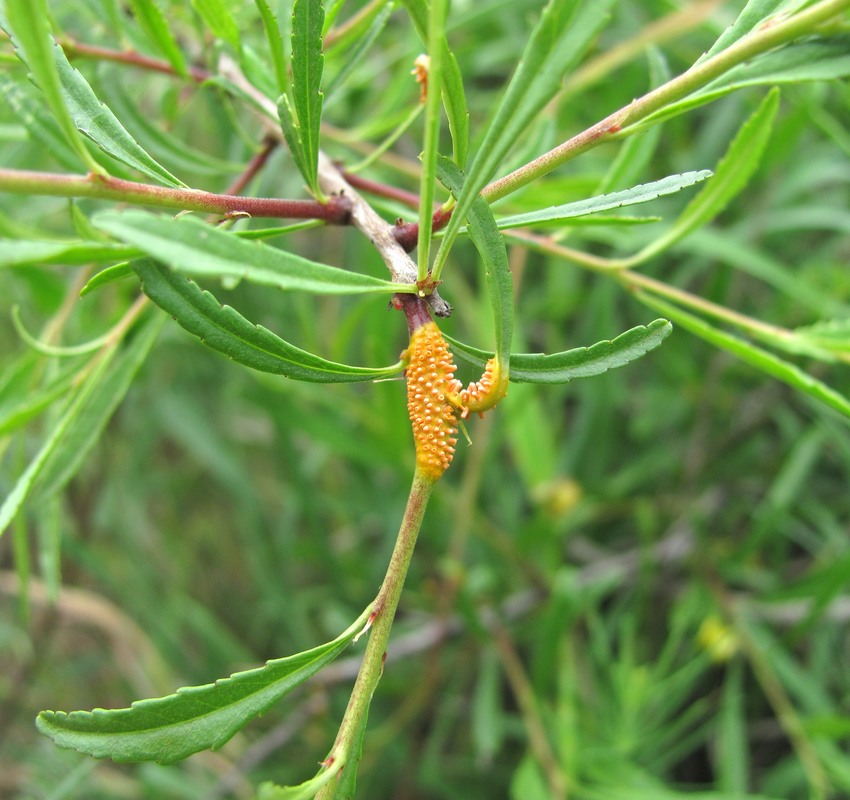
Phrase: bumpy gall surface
[{"left": 405, "top": 322, "right": 461, "bottom": 481}]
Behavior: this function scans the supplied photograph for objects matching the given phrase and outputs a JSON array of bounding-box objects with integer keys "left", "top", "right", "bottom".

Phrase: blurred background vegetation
[{"left": 2, "top": 0, "right": 850, "bottom": 798}]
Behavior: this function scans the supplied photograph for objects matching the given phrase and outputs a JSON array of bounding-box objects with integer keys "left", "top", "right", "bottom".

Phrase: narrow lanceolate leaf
[
  {"left": 0, "top": 239, "right": 137, "bottom": 268},
  {"left": 434, "top": 0, "right": 616, "bottom": 275},
  {"left": 133, "top": 260, "right": 404, "bottom": 382},
  {"left": 94, "top": 211, "right": 402, "bottom": 295},
  {"left": 436, "top": 157, "right": 513, "bottom": 380},
  {"left": 284, "top": 0, "right": 324, "bottom": 194},
  {"left": 638, "top": 293, "right": 850, "bottom": 420},
  {"left": 80, "top": 262, "right": 137, "bottom": 296},
  {"left": 33, "top": 314, "right": 164, "bottom": 499},
  {"left": 0, "top": 314, "right": 161, "bottom": 538},
  {"left": 255, "top": 0, "right": 288, "bottom": 94},
  {"left": 416, "top": 0, "right": 449, "bottom": 277},
  {"left": 128, "top": 0, "right": 189, "bottom": 77},
  {"left": 191, "top": 0, "right": 240, "bottom": 51},
  {"left": 494, "top": 171, "right": 713, "bottom": 231},
  {"left": 400, "top": 0, "right": 470, "bottom": 167},
  {"left": 98, "top": 79, "right": 244, "bottom": 178},
  {"left": 51, "top": 43, "right": 185, "bottom": 187},
  {"left": 37, "top": 606, "right": 373, "bottom": 764},
  {"left": 697, "top": 0, "right": 803, "bottom": 64},
  {"left": 278, "top": 95, "right": 311, "bottom": 191},
  {"left": 0, "top": 355, "right": 109, "bottom": 539},
  {"left": 646, "top": 36, "right": 850, "bottom": 125},
  {"left": 324, "top": 3, "right": 393, "bottom": 97},
  {"left": 0, "top": 74, "right": 86, "bottom": 171},
  {"left": 2, "top": 0, "right": 104, "bottom": 173},
  {"left": 448, "top": 319, "right": 673, "bottom": 384},
  {"left": 629, "top": 89, "right": 778, "bottom": 265},
  {"left": 0, "top": 363, "right": 80, "bottom": 436}
]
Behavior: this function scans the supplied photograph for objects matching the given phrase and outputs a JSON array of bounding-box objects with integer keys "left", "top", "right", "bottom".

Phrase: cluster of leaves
[{"left": 1, "top": 0, "right": 850, "bottom": 798}]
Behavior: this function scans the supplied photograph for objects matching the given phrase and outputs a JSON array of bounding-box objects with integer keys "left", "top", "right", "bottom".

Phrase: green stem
[
  {"left": 493, "top": 623, "right": 567, "bottom": 800},
  {"left": 316, "top": 467, "right": 435, "bottom": 799},
  {"left": 416, "top": 0, "right": 448, "bottom": 282},
  {"left": 0, "top": 169, "right": 351, "bottom": 222},
  {"left": 483, "top": 0, "right": 850, "bottom": 202}
]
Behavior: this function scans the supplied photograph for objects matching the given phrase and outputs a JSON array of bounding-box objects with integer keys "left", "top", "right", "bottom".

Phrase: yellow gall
[
  {"left": 404, "top": 322, "right": 460, "bottom": 481},
  {"left": 457, "top": 357, "right": 507, "bottom": 418}
]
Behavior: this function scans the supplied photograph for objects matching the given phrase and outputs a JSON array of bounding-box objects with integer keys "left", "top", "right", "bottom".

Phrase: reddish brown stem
[
  {"left": 60, "top": 38, "right": 212, "bottom": 82},
  {"left": 393, "top": 207, "right": 452, "bottom": 253},
  {"left": 394, "top": 293, "right": 433, "bottom": 334},
  {"left": 0, "top": 169, "right": 352, "bottom": 223},
  {"left": 224, "top": 136, "right": 279, "bottom": 196},
  {"left": 337, "top": 171, "right": 454, "bottom": 253},
  {"left": 341, "top": 170, "right": 422, "bottom": 210}
]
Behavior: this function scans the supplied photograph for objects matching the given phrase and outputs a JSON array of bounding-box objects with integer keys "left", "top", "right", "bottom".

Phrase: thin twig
[
  {"left": 223, "top": 136, "right": 279, "bottom": 197},
  {"left": 217, "top": 57, "right": 454, "bottom": 317},
  {"left": 0, "top": 168, "right": 350, "bottom": 221},
  {"left": 60, "top": 37, "right": 211, "bottom": 82}
]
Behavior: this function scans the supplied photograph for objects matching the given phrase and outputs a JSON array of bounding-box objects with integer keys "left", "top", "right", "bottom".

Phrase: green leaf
[
  {"left": 436, "top": 156, "right": 513, "bottom": 376},
  {"left": 50, "top": 42, "right": 185, "bottom": 187},
  {"left": 258, "top": 763, "right": 342, "bottom": 800},
  {"left": 637, "top": 293, "right": 850, "bottom": 420},
  {"left": 278, "top": 94, "right": 312, "bottom": 190},
  {"left": 132, "top": 259, "right": 405, "bottom": 382},
  {"left": 334, "top": 702, "right": 370, "bottom": 800},
  {"left": 399, "top": 0, "right": 469, "bottom": 167},
  {"left": 647, "top": 36, "right": 850, "bottom": 127},
  {"left": 433, "top": 0, "right": 617, "bottom": 275},
  {"left": 792, "top": 319, "right": 850, "bottom": 354},
  {"left": 94, "top": 210, "right": 403, "bottom": 295},
  {"left": 80, "top": 262, "right": 137, "bottom": 296},
  {"left": 447, "top": 319, "right": 672, "bottom": 384},
  {"left": 37, "top": 606, "right": 372, "bottom": 764},
  {"left": 127, "top": 0, "right": 189, "bottom": 77},
  {"left": 717, "top": 663, "right": 749, "bottom": 793},
  {"left": 191, "top": 0, "right": 240, "bottom": 51},
  {"left": 33, "top": 313, "right": 164, "bottom": 499},
  {"left": 0, "top": 360, "right": 105, "bottom": 538},
  {"left": 0, "top": 361, "right": 80, "bottom": 436},
  {"left": 97, "top": 78, "right": 245, "bottom": 178},
  {"left": 0, "top": 314, "right": 161, "bottom": 537},
  {"left": 493, "top": 171, "right": 713, "bottom": 231},
  {"left": 415, "top": 0, "right": 448, "bottom": 278},
  {"left": 284, "top": 0, "right": 325, "bottom": 194},
  {"left": 0, "top": 73, "right": 86, "bottom": 171},
  {"left": 2, "top": 0, "right": 105, "bottom": 174},
  {"left": 324, "top": 3, "right": 394, "bottom": 98},
  {"left": 629, "top": 89, "right": 778, "bottom": 265},
  {"left": 0, "top": 239, "right": 137, "bottom": 268},
  {"left": 698, "top": 0, "right": 808, "bottom": 64},
  {"left": 255, "top": 0, "right": 288, "bottom": 94}
]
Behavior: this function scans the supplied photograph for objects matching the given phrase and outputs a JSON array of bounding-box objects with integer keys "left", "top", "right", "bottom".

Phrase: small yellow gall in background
[{"left": 697, "top": 615, "right": 739, "bottom": 663}]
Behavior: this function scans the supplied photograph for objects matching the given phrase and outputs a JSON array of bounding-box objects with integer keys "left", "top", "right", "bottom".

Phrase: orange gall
[{"left": 404, "top": 322, "right": 461, "bottom": 481}]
